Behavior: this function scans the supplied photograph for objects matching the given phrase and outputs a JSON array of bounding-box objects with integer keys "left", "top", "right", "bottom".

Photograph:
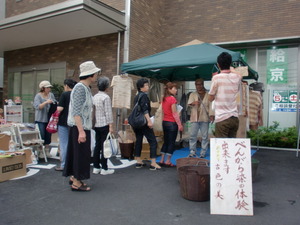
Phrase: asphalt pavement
[{"left": 0, "top": 149, "right": 300, "bottom": 225}]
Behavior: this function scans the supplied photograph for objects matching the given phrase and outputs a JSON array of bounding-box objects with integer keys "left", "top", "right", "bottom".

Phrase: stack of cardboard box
[{"left": 0, "top": 132, "right": 32, "bottom": 182}]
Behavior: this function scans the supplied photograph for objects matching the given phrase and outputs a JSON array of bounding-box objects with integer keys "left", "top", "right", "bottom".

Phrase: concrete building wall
[
  {"left": 5, "top": 0, "right": 125, "bottom": 18},
  {"left": 0, "top": 0, "right": 5, "bottom": 19}
]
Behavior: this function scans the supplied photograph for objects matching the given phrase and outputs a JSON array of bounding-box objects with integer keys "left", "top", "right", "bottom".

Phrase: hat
[
  {"left": 39, "top": 80, "right": 53, "bottom": 89},
  {"left": 79, "top": 61, "right": 101, "bottom": 77}
]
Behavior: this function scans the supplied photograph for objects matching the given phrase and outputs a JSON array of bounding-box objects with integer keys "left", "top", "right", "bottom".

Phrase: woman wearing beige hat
[
  {"left": 33, "top": 80, "right": 56, "bottom": 158},
  {"left": 63, "top": 61, "right": 100, "bottom": 192}
]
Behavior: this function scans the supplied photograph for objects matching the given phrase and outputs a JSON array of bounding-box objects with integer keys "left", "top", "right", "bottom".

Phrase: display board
[{"left": 210, "top": 138, "right": 253, "bottom": 216}]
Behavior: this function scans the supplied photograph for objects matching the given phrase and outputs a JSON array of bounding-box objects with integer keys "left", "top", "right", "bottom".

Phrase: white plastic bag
[{"left": 90, "top": 129, "right": 95, "bottom": 157}]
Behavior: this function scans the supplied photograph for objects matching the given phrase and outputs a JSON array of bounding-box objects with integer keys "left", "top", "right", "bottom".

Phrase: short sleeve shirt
[
  {"left": 111, "top": 75, "right": 134, "bottom": 109},
  {"left": 58, "top": 91, "right": 71, "bottom": 126},
  {"left": 209, "top": 71, "right": 241, "bottom": 123},
  {"left": 162, "top": 96, "right": 177, "bottom": 122}
]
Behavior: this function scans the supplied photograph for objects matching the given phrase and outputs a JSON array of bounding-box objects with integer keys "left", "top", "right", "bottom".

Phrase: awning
[
  {"left": 121, "top": 40, "right": 258, "bottom": 81},
  {"left": 0, "top": 0, "right": 126, "bottom": 53}
]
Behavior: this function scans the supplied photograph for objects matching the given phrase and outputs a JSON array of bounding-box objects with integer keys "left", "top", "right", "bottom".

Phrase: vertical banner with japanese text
[
  {"left": 210, "top": 138, "right": 253, "bottom": 216},
  {"left": 267, "top": 48, "right": 288, "bottom": 84}
]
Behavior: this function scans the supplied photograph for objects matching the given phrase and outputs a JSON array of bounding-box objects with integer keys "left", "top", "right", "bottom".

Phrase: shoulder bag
[{"left": 128, "top": 94, "right": 147, "bottom": 129}]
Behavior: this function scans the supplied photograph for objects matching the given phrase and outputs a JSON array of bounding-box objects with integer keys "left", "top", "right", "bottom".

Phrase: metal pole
[
  {"left": 119, "top": 0, "right": 131, "bottom": 131},
  {"left": 296, "top": 45, "right": 300, "bottom": 157},
  {"left": 115, "top": 32, "right": 121, "bottom": 132},
  {"left": 123, "top": 0, "right": 131, "bottom": 64},
  {"left": 116, "top": 31, "right": 121, "bottom": 75}
]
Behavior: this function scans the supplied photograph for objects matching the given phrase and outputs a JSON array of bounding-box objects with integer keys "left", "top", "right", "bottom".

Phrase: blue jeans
[
  {"left": 58, "top": 125, "right": 69, "bottom": 168},
  {"left": 161, "top": 121, "right": 178, "bottom": 155},
  {"left": 189, "top": 122, "right": 209, "bottom": 153},
  {"left": 36, "top": 122, "right": 51, "bottom": 145}
]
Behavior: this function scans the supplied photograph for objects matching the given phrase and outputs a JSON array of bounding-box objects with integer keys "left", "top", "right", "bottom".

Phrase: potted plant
[{"left": 51, "top": 83, "right": 64, "bottom": 101}]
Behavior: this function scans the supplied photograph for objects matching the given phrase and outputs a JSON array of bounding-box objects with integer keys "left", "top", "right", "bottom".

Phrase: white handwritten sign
[{"left": 210, "top": 138, "right": 253, "bottom": 216}]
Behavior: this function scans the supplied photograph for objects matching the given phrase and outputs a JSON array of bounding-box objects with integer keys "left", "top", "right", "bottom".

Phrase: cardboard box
[
  {"left": 140, "top": 143, "right": 151, "bottom": 160},
  {"left": 139, "top": 140, "right": 163, "bottom": 160},
  {"left": 0, "top": 155, "right": 26, "bottom": 182},
  {"left": 0, "top": 134, "right": 11, "bottom": 150},
  {"left": 20, "top": 148, "right": 33, "bottom": 165}
]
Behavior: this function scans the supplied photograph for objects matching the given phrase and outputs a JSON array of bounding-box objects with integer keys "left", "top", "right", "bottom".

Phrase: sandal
[
  {"left": 135, "top": 163, "right": 145, "bottom": 169},
  {"left": 158, "top": 162, "right": 165, "bottom": 167},
  {"left": 164, "top": 162, "right": 176, "bottom": 167},
  {"left": 69, "top": 177, "right": 87, "bottom": 187},
  {"left": 71, "top": 184, "right": 91, "bottom": 192},
  {"left": 149, "top": 165, "right": 161, "bottom": 170}
]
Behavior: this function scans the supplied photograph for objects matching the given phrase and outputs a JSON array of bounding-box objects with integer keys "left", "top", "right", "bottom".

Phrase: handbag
[
  {"left": 128, "top": 94, "right": 147, "bottom": 129},
  {"left": 46, "top": 110, "right": 60, "bottom": 133},
  {"left": 103, "top": 132, "right": 120, "bottom": 159}
]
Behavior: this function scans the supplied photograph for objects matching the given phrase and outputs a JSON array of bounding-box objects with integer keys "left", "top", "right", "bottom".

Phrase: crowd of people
[{"left": 33, "top": 52, "right": 242, "bottom": 192}]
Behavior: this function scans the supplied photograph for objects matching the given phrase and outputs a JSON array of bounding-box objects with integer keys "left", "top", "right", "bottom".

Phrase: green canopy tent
[{"left": 121, "top": 40, "right": 258, "bottom": 81}]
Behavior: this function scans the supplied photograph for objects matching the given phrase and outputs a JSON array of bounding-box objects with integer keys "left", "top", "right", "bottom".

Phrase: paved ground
[{"left": 0, "top": 149, "right": 300, "bottom": 225}]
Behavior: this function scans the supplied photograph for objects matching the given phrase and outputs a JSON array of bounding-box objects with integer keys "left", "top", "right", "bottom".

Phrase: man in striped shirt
[{"left": 208, "top": 52, "right": 242, "bottom": 138}]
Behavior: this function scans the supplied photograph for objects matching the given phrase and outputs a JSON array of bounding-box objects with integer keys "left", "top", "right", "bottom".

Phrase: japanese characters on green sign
[
  {"left": 272, "top": 90, "right": 298, "bottom": 112},
  {"left": 267, "top": 48, "right": 288, "bottom": 84}
]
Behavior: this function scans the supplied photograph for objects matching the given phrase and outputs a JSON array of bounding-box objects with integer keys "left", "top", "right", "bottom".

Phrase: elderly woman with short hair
[{"left": 92, "top": 76, "right": 115, "bottom": 175}]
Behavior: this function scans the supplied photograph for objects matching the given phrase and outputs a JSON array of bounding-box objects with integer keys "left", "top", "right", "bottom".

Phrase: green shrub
[
  {"left": 247, "top": 121, "right": 298, "bottom": 148},
  {"left": 51, "top": 83, "right": 64, "bottom": 101}
]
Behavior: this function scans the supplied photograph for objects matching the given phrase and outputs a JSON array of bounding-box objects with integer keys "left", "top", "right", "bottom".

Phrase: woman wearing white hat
[
  {"left": 33, "top": 80, "right": 56, "bottom": 158},
  {"left": 63, "top": 61, "right": 100, "bottom": 192}
]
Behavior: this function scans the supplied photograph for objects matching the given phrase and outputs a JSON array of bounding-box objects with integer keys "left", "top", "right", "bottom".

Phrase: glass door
[
  {"left": 21, "top": 70, "right": 50, "bottom": 123},
  {"left": 21, "top": 71, "right": 35, "bottom": 123}
]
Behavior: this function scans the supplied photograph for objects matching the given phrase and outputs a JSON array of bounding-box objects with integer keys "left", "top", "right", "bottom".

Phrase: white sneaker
[
  {"left": 93, "top": 168, "right": 101, "bottom": 174},
  {"left": 100, "top": 169, "right": 115, "bottom": 175}
]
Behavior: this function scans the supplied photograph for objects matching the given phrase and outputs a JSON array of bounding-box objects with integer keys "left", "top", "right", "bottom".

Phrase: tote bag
[
  {"left": 46, "top": 110, "right": 60, "bottom": 133},
  {"left": 153, "top": 103, "right": 163, "bottom": 132},
  {"left": 103, "top": 133, "right": 120, "bottom": 159}
]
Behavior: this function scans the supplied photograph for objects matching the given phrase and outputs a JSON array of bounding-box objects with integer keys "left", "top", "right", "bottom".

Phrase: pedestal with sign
[{"left": 210, "top": 138, "right": 253, "bottom": 216}]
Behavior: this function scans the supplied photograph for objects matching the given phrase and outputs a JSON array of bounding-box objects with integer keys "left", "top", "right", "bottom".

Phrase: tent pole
[{"left": 296, "top": 45, "right": 300, "bottom": 157}]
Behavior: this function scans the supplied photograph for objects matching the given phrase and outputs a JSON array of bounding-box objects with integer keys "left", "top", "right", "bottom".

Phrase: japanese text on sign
[
  {"left": 210, "top": 138, "right": 253, "bottom": 216},
  {"left": 272, "top": 90, "right": 299, "bottom": 112},
  {"left": 267, "top": 48, "right": 288, "bottom": 84}
]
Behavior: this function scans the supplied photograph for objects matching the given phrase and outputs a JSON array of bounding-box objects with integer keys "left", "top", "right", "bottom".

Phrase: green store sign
[{"left": 267, "top": 48, "right": 288, "bottom": 84}]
